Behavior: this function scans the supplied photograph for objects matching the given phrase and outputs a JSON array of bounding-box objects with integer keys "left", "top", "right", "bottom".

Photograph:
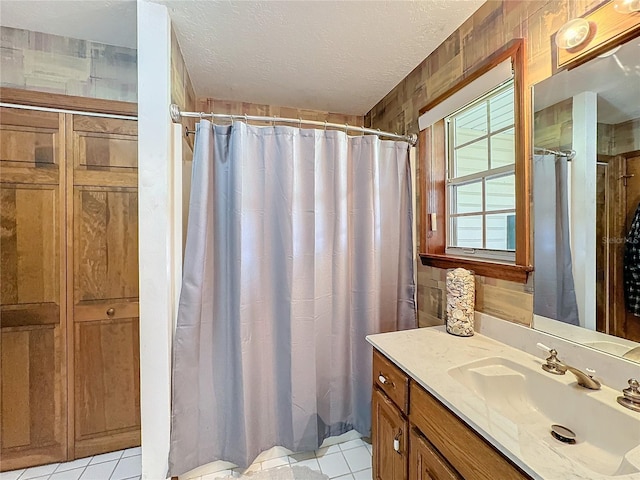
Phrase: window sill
[{"left": 419, "top": 253, "right": 533, "bottom": 283}]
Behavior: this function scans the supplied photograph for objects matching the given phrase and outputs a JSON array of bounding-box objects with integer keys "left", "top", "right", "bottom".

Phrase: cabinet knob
[
  {"left": 393, "top": 430, "right": 402, "bottom": 454},
  {"left": 106, "top": 308, "right": 115, "bottom": 317},
  {"left": 378, "top": 373, "right": 395, "bottom": 389}
]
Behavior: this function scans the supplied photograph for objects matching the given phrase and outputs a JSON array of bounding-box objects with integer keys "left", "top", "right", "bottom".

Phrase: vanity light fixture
[
  {"left": 613, "top": 0, "right": 640, "bottom": 13},
  {"left": 555, "top": 18, "right": 592, "bottom": 50}
]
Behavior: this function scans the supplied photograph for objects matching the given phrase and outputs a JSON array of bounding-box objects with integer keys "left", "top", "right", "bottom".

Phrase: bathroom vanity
[
  {"left": 367, "top": 325, "right": 640, "bottom": 480},
  {"left": 371, "top": 348, "right": 527, "bottom": 480}
]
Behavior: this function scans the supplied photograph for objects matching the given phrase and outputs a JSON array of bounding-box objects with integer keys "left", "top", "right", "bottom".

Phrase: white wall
[
  {"left": 571, "top": 91, "right": 597, "bottom": 330},
  {"left": 137, "top": 2, "right": 181, "bottom": 478}
]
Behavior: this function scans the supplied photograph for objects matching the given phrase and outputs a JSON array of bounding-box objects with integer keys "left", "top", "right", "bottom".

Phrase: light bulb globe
[
  {"left": 613, "top": 0, "right": 640, "bottom": 13},
  {"left": 555, "top": 18, "right": 592, "bottom": 50}
]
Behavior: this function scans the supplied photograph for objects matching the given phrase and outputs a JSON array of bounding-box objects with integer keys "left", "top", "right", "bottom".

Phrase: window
[
  {"left": 446, "top": 80, "right": 516, "bottom": 262},
  {"left": 417, "top": 39, "right": 531, "bottom": 282}
]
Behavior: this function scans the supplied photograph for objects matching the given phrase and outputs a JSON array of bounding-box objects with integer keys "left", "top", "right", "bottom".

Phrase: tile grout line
[
  {"left": 74, "top": 461, "right": 91, "bottom": 480},
  {"left": 107, "top": 457, "right": 120, "bottom": 480}
]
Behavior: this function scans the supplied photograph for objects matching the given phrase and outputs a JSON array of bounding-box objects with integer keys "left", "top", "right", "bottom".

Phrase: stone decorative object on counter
[{"left": 446, "top": 268, "right": 475, "bottom": 337}]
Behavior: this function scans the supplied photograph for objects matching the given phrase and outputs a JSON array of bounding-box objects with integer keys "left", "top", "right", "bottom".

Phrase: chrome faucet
[
  {"left": 537, "top": 343, "right": 602, "bottom": 390},
  {"left": 563, "top": 365, "right": 602, "bottom": 390}
]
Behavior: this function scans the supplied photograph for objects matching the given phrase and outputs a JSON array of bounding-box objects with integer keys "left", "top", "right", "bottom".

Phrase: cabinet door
[
  {"left": 409, "top": 428, "right": 462, "bottom": 480},
  {"left": 69, "top": 115, "right": 140, "bottom": 458},
  {"left": 410, "top": 383, "right": 529, "bottom": 479},
  {"left": 372, "top": 387, "right": 408, "bottom": 480},
  {"left": 0, "top": 108, "right": 67, "bottom": 470}
]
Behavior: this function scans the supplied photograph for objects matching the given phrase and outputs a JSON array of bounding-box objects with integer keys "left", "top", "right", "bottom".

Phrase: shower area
[
  {"left": 132, "top": 2, "right": 496, "bottom": 477},
  {"left": 164, "top": 103, "right": 417, "bottom": 477}
]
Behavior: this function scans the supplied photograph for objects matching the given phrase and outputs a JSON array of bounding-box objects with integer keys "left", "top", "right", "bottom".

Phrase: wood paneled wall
[
  {"left": 534, "top": 100, "right": 640, "bottom": 156},
  {"left": 366, "top": 0, "right": 605, "bottom": 327},
  {"left": 0, "top": 27, "right": 137, "bottom": 103},
  {"left": 197, "top": 98, "right": 364, "bottom": 128},
  {"left": 611, "top": 119, "right": 640, "bottom": 155}
]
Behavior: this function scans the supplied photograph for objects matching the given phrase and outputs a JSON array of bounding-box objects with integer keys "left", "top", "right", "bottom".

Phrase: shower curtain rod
[
  {"left": 534, "top": 147, "right": 576, "bottom": 160},
  {"left": 169, "top": 104, "right": 417, "bottom": 145}
]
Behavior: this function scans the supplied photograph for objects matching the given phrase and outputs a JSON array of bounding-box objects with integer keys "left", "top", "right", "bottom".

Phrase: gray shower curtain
[
  {"left": 168, "top": 121, "right": 416, "bottom": 476},
  {"left": 533, "top": 154, "right": 579, "bottom": 325}
]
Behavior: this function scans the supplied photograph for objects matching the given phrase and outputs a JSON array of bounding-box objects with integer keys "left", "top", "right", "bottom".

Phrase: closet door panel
[
  {"left": 74, "top": 188, "right": 138, "bottom": 303},
  {"left": 72, "top": 116, "right": 137, "bottom": 189},
  {"left": 0, "top": 108, "right": 66, "bottom": 470},
  {"left": 1, "top": 327, "right": 61, "bottom": 447},
  {"left": 1, "top": 330, "right": 31, "bottom": 449},
  {"left": 1, "top": 186, "right": 60, "bottom": 326},
  {"left": 74, "top": 318, "right": 140, "bottom": 452},
  {"left": 70, "top": 115, "right": 139, "bottom": 458}
]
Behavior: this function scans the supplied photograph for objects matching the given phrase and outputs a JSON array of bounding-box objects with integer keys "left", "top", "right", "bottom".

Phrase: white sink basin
[
  {"left": 448, "top": 357, "right": 640, "bottom": 477},
  {"left": 583, "top": 341, "right": 635, "bottom": 357}
]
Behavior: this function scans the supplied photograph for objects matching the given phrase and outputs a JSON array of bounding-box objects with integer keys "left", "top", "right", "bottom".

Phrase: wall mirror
[{"left": 531, "top": 35, "right": 640, "bottom": 362}]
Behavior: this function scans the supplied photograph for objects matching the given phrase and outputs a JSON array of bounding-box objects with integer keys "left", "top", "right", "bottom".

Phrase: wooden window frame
[{"left": 418, "top": 38, "right": 532, "bottom": 283}]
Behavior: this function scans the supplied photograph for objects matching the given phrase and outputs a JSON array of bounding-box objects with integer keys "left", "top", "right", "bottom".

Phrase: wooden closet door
[
  {"left": 69, "top": 115, "right": 140, "bottom": 458},
  {"left": 622, "top": 155, "right": 640, "bottom": 342},
  {"left": 0, "top": 107, "right": 67, "bottom": 470}
]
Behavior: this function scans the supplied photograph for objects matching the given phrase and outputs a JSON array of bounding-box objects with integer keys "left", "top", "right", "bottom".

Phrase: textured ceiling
[
  {"left": 0, "top": 0, "right": 484, "bottom": 115},
  {"left": 157, "top": 0, "right": 485, "bottom": 115},
  {"left": 0, "top": 0, "right": 137, "bottom": 49}
]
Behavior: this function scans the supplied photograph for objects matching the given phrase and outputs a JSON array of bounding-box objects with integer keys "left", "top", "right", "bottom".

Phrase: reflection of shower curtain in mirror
[{"left": 533, "top": 154, "right": 579, "bottom": 325}]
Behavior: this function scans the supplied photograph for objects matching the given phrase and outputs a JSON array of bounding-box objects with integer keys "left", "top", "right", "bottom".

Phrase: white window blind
[{"left": 418, "top": 58, "right": 513, "bottom": 131}]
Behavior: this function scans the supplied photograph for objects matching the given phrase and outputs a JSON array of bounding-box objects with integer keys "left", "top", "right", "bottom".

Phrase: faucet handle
[
  {"left": 540, "top": 346, "right": 566, "bottom": 375},
  {"left": 625, "top": 379, "right": 640, "bottom": 399},
  {"left": 617, "top": 379, "right": 640, "bottom": 412}
]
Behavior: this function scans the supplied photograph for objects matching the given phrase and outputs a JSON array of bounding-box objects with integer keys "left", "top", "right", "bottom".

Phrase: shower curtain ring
[
  {"left": 344, "top": 123, "right": 349, "bottom": 135},
  {"left": 244, "top": 113, "right": 248, "bottom": 124},
  {"left": 298, "top": 118, "right": 302, "bottom": 129},
  {"left": 324, "top": 120, "right": 327, "bottom": 131}
]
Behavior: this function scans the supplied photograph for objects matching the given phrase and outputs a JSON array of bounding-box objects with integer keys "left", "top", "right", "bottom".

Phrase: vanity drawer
[
  {"left": 373, "top": 349, "right": 409, "bottom": 413},
  {"left": 409, "top": 382, "right": 530, "bottom": 480},
  {"left": 409, "top": 427, "right": 462, "bottom": 480}
]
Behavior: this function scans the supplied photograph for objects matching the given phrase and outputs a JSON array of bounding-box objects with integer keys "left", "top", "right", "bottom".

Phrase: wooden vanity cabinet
[
  {"left": 372, "top": 388, "right": 408, "bottom": 480},
  {"left": 371, "top": 349, "right": 531, "bottom": 480},
  {"left": 409, "top": 428, "right": 462, "bottom": 480},
  {"left": 410, "top": 383, "right": 528, "bottom": 480},
  {"left": 372, "top": 350, "right": 409, "bottom": 480}
]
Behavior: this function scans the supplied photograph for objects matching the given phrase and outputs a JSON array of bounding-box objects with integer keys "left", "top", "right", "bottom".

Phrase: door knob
[{"left": 106, "top": 308, "right": 115, "bottom": 317}]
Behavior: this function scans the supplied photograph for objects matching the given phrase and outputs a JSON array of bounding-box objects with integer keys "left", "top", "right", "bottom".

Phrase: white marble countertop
[{"left": 366, "top": 326, "right": 640, "bottom": 480}]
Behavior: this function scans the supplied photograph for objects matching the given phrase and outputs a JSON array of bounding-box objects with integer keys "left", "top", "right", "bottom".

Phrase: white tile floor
[
  {"left": 0, "top": 447, "right": 141, "bottom": 480},
  {"left": 183, "top": 436, "right": 373, "bottom": 480},
  {"left": 0, "top": 435, "right": 372, "bottom": 480}
]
